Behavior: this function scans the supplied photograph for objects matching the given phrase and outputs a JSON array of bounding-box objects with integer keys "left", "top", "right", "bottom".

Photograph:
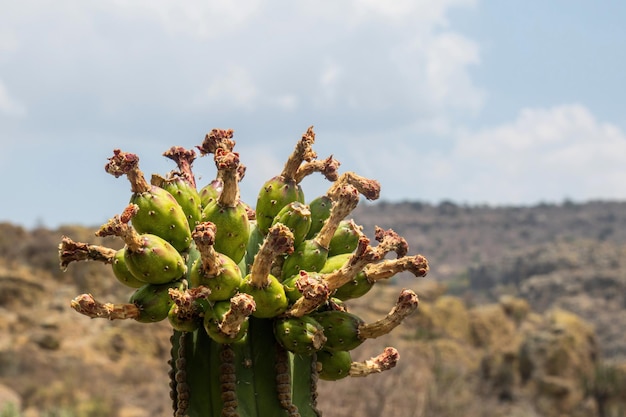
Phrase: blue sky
[{"left": 1, "top": 1, "right": 625, "bottom": 229}]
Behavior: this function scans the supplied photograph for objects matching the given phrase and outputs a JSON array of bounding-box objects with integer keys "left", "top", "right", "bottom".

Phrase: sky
[{"left": 1, "top": 1, "right": 625, "bottom": 229}]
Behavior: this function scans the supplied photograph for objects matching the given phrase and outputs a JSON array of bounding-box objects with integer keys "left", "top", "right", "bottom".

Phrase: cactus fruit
[{"left": 60, "top": 126, "right": 429, "bottom": 417}]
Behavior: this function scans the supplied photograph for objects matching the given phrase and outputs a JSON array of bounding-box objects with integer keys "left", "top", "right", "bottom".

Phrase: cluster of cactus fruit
[{"left": 59, "top": 127, "right": 429, "bottom": 417}]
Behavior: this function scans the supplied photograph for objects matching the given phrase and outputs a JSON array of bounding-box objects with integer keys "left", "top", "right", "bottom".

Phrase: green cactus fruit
[
  {"left": 243, "top": 221, "right": 264, "bottom": 275},
  {"left": 201, "top": 202, "right": 249, "bottom": 265},
  {"left": 306, "top": 195, "right": 332, "bottom": 239},
  {"left": 281, "top": 239, "right": 328, "bottom": 280},
  {"left": 111, "top": 248, "right": 145, "bottom": 288},
  {"left": 241, "top": 224, "right": 293, "bottom": 318},
  {"left": 316, "top": 350, "right": 352, "bottom": 381},
  {"left": 327, "top": 219, "right": 360, "bottom": 256},
  {"left": 320, "top": 253, "right": 373, "bottom": 300},
  {"left": 281, "top": 273, "right": 303, "bottom": 303},
  {"left": 130, "top": 185, "right": 193, "bottom": 253},
  {"left": 256, "top": 176, "right": 305, "bottom": 236},
  {"left": 203, "top": 300, "right": 249, "bottom": 344},
  {"left": 151, "top": 173, "right": 202, "bottom": 229},
  {"left": 199, "top": 178, "right": 223, "bottom": 208},
  {"left": 239, "top": 275, "right": 288, "bottom": 318},
  {"left": 274, "top": 316, "right": 327, "bottom": 355},
  {"left": 311, "top": 310, "right": 364, "bottom": 352},
  {"left": 201, "top": 148, "right": 250, "bottom": 264},
  {"left": 129, "top": 281, "right": 183, "bottom": 323},
  {"left": 168, "top": 302, "right": 201, "bottom": 333},
  {"left": 271, "top": 201, "right": 312, "bottom": 248},
  {"left": 189, "top": 256, "right": 242, "bottom": 302},
  {"left": 332, "top": 272, "right": 373, "bottom": 301},
  {"left": 189, "top": 222, "right": 243, "bottom": 301},
  {"left": 104, "top": 149, "right": 192, "bottom": 252},
  {"left": 124, "top": 234, "right": 187, "bottom": 285}
]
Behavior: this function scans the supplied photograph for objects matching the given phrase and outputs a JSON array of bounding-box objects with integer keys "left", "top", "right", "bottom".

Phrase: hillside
[{"left": 1, "top": 200, "right": 626, "bottom": 416}]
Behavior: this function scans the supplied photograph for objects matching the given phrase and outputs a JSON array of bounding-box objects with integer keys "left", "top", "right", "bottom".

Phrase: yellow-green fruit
[
  {"left": 188, "top": 255, "right": 242, "bottom": 302},
  {"left": 321, "top": 254, "right": 373, "bottom": 300},
  {"left": 255, "top": 177, "right": 304, "bottom": 235},
  {"left": 203, "top": 300, "right": 249, "bottom": 344},
  {"left": 311, "top": 310, "right": 364, "bottom": 351},
  {"left": 201, "top": 201, "right": 249, "bottom": 264},
  {"left": 130, "top": 185, "right": 192, "bottom": 252},
  {"left": 124, "top": 234, "right": 187, "bottom": 285},
  {"left": 274, "top": 316, "right": 326, "bottom": 355},
  {"left": 327, "top": 220, "right": 360, "bottom": 256},
  {"left": 240, "top": 275, "right": 289, "bottom": 318},
  {"left": 157, "top": 177, "right": 203, "bottom": 229},
  {"left": 281, "top": 239, "right": 328, "bottom": 280},
  {"left": 167, "top": 303, "right": 201, "bottom": 332},
  {"left": 111, "top": 248, "right": 145, "bottom": 288},
  {"left": 271, "top": 201, "right": 312, "bottom": 248},
  {"left": 316, "top": 350, "right": 352, "bottom": 381},
  {"left": 306, "top": 195, "right": 332, "bottom": 239},
  {"left": 129, "top": 281, "right": 182, "bottom": 323}
]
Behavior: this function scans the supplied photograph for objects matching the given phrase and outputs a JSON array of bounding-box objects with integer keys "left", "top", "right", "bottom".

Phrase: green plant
[{"left": 59, "top": 127, "right": 429, "bottom": 417}]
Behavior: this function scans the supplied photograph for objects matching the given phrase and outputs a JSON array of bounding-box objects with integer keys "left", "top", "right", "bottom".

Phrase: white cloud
[
  {"left": 205, "top": 66, "right": 259, "bottom": 110},
  {"left": 0, "top": 79, "right": 25, "bottom": 117},
  {"left": 419, "top": 104, "right": 626, "bottom": 203},
  {"left": 106, "top": 0, "right": 262, "bottom": 39}
]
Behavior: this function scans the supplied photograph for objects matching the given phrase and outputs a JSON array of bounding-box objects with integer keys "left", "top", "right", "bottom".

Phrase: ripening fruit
[
  {"left": 204, "top": 300, "right": 249, "bottom": 344},
  {"left": 188, "top": 254, "right": 242, "bottom": 302},
  {"left": 124, "top": 234, "right": 187, "bottom": 285},
  {"left": 129, "top": 281, "right": 183, "bottom": 323},
  {"left": 130, "top": 185, "right": 192, "bottom": 252},
  {"left": 274, "top": 316, "right": 326, "bottom": 355},
  {"left": 316, "top": 349, "right": 352, "bottom": 381},
  {"left": 311, "top": 310, "right": 364, "bottom": 352},
  {"left": 271, "top": 202, "right": 312, "bottom": 248},
  {"left": 111, "top": 248, "right": 145, "bottom": 288},
  {"left": 239, "top": 275, "right": 288, "bottom": 319},
  {"left": 255, "top": 176, "right": 304, "bottom": 235}
]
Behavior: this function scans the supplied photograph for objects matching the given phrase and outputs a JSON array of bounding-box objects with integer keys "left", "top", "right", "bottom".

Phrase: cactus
[{"left": 59, "top": 126, "right": 430, "bottom": 417}]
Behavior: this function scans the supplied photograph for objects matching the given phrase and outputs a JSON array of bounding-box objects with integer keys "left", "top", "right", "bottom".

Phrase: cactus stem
[
  {"left": 349, "top": 347, "right": 400, "bottom": 377},
  {"left": 163, "top": 146, "right": 198, "bottom": 189},
  {"left": 280, "top": 126, "right": 317, "bottom": 181},
  {"left": 70, "top": 293, "right": 141, "bottom": 320},
  {"left": 249, "top": 224, "right": 294, "bottom": 288},
  {"left": 294, "top": 155, "right": 340, "bottom": 184},
  {"left": 58, "top": 236, "right": 117, "bottom": 270},
  {"left": 174, "top": 332, "right": 189, "bottom": 417},
  {"left": 105, "top": 149, "right": 151, "bottom": 193},
  {"left": 286, "top": 271, "right": 331, "bottom": 317},
  {"left": 220, "top": 343, "right": 238, "bottom": 416},
  {"left": 364, "top": 254, "right": 429, "bottom": 282},
  {"left": 358, "top": 289, "right": 419, "bottom": 339},
  {"left": 192, "top": 222, "right": 222, "bottom": 276},
  {"left": 310, "top": 353, "right": 321, "bottom": 414},
  {"left": 219, "top": 293, "right": 256, "bottom": 338},
  {"left": 214, "top": 148, "right": 242, "bottom": 208},
  {"left": 276, "top": 345, "right": 301, "bottom": 417},
  {"left": 315, "top": 185, "right": 360, "bottom": 250}
]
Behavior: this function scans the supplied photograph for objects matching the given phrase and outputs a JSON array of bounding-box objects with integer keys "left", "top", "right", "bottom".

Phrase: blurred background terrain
[{"left": 1, "top": 199, "right": 625, "bottom": 417}]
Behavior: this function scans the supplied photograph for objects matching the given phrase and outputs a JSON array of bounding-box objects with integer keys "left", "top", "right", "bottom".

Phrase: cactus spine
[{"left": 60, "top": 126, "right": 429, "bottom": 417}]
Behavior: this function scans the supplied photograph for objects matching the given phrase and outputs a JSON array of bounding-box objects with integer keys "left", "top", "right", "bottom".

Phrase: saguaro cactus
[{"left": 59, "top": 127, "right": 429, "bottom": 417}]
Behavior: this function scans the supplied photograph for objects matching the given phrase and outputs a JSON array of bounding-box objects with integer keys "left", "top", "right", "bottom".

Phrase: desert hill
[{"left": 0, "top": 199, "right": 625, "bottom": 416}]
